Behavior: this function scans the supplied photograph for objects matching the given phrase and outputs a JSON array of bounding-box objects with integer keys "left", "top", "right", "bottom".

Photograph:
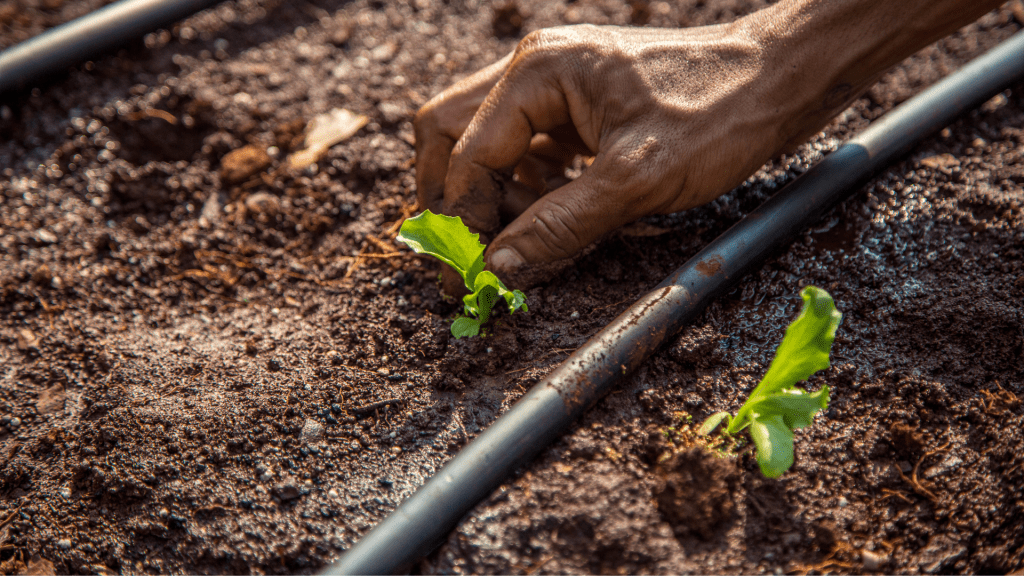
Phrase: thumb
[{"left": 485, "top": 158, "right": 647, "bottom": 287}]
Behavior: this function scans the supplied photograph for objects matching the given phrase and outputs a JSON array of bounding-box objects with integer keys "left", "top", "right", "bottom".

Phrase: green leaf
[
  {"left": 697, "top": 412, "right": 732, "bottom": 436},
  {"left": 397, "top": 210, "right": 486, "bottom": 291},
  {"left": 700, "top": 286, "right": 841, "bottom": 478},
  {"left": 463, "top": 282, "right": 500, "bottom": 323},
  {"left": 451, "top": 316, "right": 482, "bottom": 338},
  {"left": 397, "top": 209, "right": 529, "bottom": 338},
  {"left": 745, "top": 386, "right": 830, "bottom": 430},
  {"left": 754, "top": 286, "right": 841, "bottom": 398},
  {"left": 749, "top": 415, "right": 794, "bottom": 478},
  {"left": 728, "top": 286, "right": 841, "bottom": 435},
  {"left": 507, "top": 289, "right": 528, "bottom": 314}
]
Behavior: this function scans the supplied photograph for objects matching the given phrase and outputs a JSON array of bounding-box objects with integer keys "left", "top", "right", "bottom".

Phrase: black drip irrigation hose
[
  {"left": 324, "top": 30, "right": 1024, "bottom": 575},
  {"left": 0, "top": 0, "right": 223, "bottom": 96}
]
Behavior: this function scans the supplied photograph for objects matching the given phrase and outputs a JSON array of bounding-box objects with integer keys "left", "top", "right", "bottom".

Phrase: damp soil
[{"left": 2, "top": 1, "right": 1024, "bottom": 574}]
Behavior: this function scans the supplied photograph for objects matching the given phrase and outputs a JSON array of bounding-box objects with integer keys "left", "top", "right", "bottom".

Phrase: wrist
[{"left": 735, "top": 0, "right": 1006, "bottom": 150}]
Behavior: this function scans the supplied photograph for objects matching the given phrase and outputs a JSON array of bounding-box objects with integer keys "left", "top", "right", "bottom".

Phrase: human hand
[
  {"left": 415, "top": 22, "right": 808, "bottom": 292},
  {"left": 414, "top": 0, "right": 1003, "bottom": 292}
]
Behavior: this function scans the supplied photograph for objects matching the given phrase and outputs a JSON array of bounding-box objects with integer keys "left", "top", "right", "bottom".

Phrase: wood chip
[
  {"left": 16, "top": 328, "right": 38, "bottom": 350},
  {"left": 919, "top": 153, "right": 959, "bottom": 171}
]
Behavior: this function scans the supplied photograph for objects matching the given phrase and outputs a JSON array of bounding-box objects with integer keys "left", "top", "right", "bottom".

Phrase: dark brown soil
[
  {"left": 2, "top": 1, "right": 1023, "bottom": 574},
  {"left": 653, "top": 447, "right": 740, "bottom": 540}
]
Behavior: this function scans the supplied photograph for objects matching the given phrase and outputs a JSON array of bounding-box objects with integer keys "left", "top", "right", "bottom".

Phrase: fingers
[
  {"left": 414, "top": 133, "right": 456, "bottom": 214},
  {"left": 414, "top": 53, "right": 513, "bottom": 213},
  {"left": 442, "top": 50, "right": 574, "bottom": 234},
  {"left": 499, "top": 179, "right": 541, "bottom": 221},
  {"left": 484, "top": 153, "right": 653, "bottom": 287},
  {"left": 513, "top": 132, "right": 589, "bottom": 194}
]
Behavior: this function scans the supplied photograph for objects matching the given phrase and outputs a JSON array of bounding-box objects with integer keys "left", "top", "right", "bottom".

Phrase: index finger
[
  {"left": 442, "top": 43, "right": 573, "bottom": 234},
  {"left": 414, "top": 53, "right": 513, "bottom": 213}
]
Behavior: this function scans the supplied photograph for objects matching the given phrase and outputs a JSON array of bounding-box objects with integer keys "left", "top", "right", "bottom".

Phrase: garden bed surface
[{"left": 1, "top": 0, "right": 1023, "bottom": 574}]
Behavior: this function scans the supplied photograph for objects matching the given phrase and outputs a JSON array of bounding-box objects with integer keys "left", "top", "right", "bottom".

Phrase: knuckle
[
  {"left": 512, "top": 25, "right": 618, "bottom": 94},
  {"left": 413, "top": 98, "right": 442, "bottom": 135},
  {"left": 605, "top": 135, "right": 666, "bottom": 182},
  {"left": 598, "top": 150, "right": 641, "bottom": 189},
  {"left": 594, "top": 144, "right": 669, "bottom": 216},
  {"left": 516, "top": 28, "right": 557, "bottom": 54},
  {"left": 534, "top": 201, "right": 586, "bottom": 258},
  {"left": 512, "top": 26, "right": 578, "bottom": 69}
]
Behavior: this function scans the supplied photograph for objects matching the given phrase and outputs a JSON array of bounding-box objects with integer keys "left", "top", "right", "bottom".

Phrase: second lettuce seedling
[
  {"left": 397, "top": 210, "right": 527, "bottom": 338},
  {"left": 698, "top": 286, "right": 841, "bottom": 478}
]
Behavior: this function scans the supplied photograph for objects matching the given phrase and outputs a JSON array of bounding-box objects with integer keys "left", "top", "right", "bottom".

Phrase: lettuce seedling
[
  {"left": 698, "top": 286, "right": 841, "bottom": 478},
  {"left": 397, "top": 210, "right": 527, "bottom": 338}
]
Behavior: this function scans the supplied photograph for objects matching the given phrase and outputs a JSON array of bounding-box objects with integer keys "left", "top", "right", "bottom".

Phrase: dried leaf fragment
[{"left": 287, "top": 108, "right": 369, "bottom": 170}]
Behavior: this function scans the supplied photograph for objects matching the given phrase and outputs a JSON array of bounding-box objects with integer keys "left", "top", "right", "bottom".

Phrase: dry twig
[{"left": 352, "top": 398, "right": 405, "bottom": 415}]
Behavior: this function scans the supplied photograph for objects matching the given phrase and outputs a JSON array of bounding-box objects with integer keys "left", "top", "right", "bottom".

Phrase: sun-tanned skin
[{"left": 414, "top": 0, "right": 1007, "bottom": 293}]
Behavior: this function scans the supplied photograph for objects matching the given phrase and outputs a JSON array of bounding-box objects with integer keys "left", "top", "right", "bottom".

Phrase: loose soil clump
[
  {"left": 653, "top": 447, "right": 739, "bottom": 540},
  {"left": 1, "top": 0, "right": 1023, "bottom": 574}
]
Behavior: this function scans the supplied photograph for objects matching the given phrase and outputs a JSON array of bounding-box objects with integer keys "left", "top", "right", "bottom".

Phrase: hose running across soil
[
  {"left": 324, "top": 30, "right": 1024, "bottom": 575},
  {"left": 0, "top": 0, "right": 223, "bottom": 95}
]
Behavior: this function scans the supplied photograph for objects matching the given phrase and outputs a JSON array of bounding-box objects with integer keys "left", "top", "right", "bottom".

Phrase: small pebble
[
  {"left": 570, "top": 310, "right": 580, "bottom": 319},
  {"left": 8, "top": 417, "right": 21, "bottom": 429},
  {"left": 300, "top": 419, "right": 325, "bottom": 444},
  {"left": 837, "top": 496, "right": 849, "bottom": 507},
  {"left": 256, "top": 464, "right": 274, "bottom": 482},
  {"left": 56, "top": 538, "right": 72, "bottom": 551},
  {"left": 327, "top": 488, "right": 339, "bottom": 498}
]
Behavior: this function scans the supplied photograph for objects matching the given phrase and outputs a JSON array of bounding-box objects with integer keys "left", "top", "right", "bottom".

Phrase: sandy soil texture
[{"left": 1, "top": 0, "right": 1023, "bottom": 574}]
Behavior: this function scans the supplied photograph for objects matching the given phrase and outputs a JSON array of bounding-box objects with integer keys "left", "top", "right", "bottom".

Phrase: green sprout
[
  {"left": 698, "top": 286, "right": 842, "bottom": 478},
  {"left": 397, "top": 210, "right": 527, "bottom": 338}
]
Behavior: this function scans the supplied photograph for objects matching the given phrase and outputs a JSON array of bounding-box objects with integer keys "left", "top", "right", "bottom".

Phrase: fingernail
[{"left": 489, "top": 247, "right": 524, "bottom": 272}]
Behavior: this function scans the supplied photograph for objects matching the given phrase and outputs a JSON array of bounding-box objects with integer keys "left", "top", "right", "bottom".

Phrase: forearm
[{"left": 738, "top": 0, "right": 1007, "bottom": 148}]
